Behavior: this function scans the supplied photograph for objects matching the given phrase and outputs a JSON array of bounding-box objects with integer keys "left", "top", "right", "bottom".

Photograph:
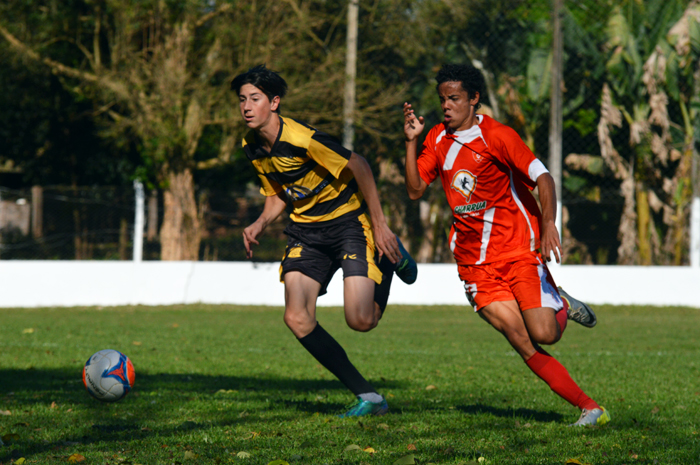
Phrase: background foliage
[{"left": 0, "top": 0, "right": 699, "bottom": 264}]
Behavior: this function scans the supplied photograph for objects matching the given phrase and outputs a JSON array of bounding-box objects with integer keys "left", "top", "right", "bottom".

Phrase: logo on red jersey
[
  {"left": 451, "top": 170, "right": 477, "bottom": 201},
  {"left": 472, "top": 150, "right": 484, "bottom": 163}
]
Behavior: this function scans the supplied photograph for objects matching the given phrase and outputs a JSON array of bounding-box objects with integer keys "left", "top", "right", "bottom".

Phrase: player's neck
[
  {"left": 454, "top": 112, "right": 480, "bottom": 132},
  {"left": 256, "top": 113, "right": 281, "bottom": 151}
]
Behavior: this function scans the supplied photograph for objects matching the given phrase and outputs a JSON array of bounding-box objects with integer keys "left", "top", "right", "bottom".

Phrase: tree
[{"left": 598, "top": 0, "right": 693, "bottom": 265}]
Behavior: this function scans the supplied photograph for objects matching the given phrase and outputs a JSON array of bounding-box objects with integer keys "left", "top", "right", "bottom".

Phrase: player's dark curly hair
[
  {"left": 435, "top": 63, "right": 486, "bottom": 110},
  {"left": 231, "top": 64, "right": 288, "bottom": 113}
]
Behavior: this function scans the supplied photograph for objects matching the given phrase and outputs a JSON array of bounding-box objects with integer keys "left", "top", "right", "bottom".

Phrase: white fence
[{"left": 1, "top": 261, "right": 698, "bottom": 309}]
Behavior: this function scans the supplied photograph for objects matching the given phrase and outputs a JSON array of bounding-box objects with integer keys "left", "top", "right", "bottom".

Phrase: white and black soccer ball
[{"left": 82, "top": 349, "right": 135, "bottom": 402}]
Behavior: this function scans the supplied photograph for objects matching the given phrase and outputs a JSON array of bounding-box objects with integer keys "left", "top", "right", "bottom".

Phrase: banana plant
[{"left": 599, "top": 0, "right": 691, "bottom": 265}]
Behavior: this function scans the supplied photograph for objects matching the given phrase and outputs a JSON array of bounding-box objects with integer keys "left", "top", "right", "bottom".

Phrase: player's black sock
[
  {"left": 297, "top": 323, "right": 376, "bottom": 396},
  {"left": 373, "top": 256, "right": 395, "bottom": 315}
]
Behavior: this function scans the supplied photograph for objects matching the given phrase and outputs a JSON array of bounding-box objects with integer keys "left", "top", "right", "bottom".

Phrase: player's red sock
[
  {"left": 525, "top": 350, "right": 599, "bottom": 410},
  {"left": 556, "top": 299, "right": 568, "bottom": 335}
]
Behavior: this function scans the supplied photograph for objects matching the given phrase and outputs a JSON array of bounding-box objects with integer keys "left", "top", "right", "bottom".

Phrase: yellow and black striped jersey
[{"left": 242, "top": 115, "right": 365, "bottom": 224}]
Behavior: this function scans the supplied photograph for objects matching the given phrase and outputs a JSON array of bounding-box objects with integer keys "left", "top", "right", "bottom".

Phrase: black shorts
[{"left": 279, "top": 212, "right": 382, "bottom": 296}]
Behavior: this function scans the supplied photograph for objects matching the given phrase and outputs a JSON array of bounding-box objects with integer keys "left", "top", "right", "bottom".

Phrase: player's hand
[
  {"left": 540, "top": 220, "right": 562, "bottom": 264},
  {"left": 373, "top": 221, "right": 401, "bottom": 264},
  {"left": 242, "top": 221, "right": 264, "bottom": 259},
  {"left": 403, "top": 102, "right": 425, "bottom": 142}
]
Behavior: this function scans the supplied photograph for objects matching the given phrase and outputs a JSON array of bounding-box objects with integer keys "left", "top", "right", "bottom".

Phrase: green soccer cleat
[
  {"left": 395, "top": 237, "right": 418, "bottom": 284},
  {"left": 559, "top": 287, "right": 597, "bottom": 328},
  {"left": 569, "top": 407, "right": 611, "bottom": 427},
  {"left": 338, "top": 397, "right": 389, "bottom": 418}
]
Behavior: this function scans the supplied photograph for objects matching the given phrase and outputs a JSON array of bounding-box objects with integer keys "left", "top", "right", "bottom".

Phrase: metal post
[
  {"left": 343, "top": 0, "right": 358, "bottom": 151},
  {"left": 549, "top": 0, "right": 564, "bottom": 241},
  {"left": 133, "top": 180, "right": 145, "bottom": 262}
]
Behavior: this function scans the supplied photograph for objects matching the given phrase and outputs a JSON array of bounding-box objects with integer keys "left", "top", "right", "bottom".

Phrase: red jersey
[{"left": 417, "top": 115, "right": 549, "bottom": 265}]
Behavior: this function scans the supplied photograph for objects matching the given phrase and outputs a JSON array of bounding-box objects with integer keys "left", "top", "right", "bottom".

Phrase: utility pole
[
  {"left": 343, "top": 0, "right": 358, "bottom": 151},
  {"left": 549, "top": 0, "right": 564, "bottom": 245}
]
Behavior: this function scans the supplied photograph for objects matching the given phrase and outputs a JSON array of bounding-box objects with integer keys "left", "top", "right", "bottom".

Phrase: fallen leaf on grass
[
  {"left": 376, "top": 423, "right": 389, "bottom": 430},
  {"left": 236, "top": 451, "right": 251, "bottom": 459},
  {"left": 0, "top": 410, "right": 11, "bottom": 416},
  {"left": 363, "top": 447, "right": 376, "bottom": 453},
  {"left": 132, "top": 341, "right": 142, "bottom": 346},
  {"left": 393, "top": 454, "right": 415, "bottom": 465},
  {"left": 565, "top": 459, "right": 592, "bottom": 465},
  {"left": 425, "top": 385, "right": 437, "bottom": 391},
  {"left": 215, "top": 389, "right": 238, "bottom": 396},
  {"left": 267, "top": 460, "right": 290, "bottom": 465},
  {"left": 13, "top": 458, "right": 26, "bottom": 465},
  {"left": 651, "top": 406, "right": 660, "bottom": 414},
  {"left": 344, "top": 444, "right": 362, "bottom": 452},
  {"left": 67, "top": 454, "right": 86, "bottom": 463},
  {"left": 50, "top": 402, "right": 58, "bottom": 409},
  {"left": 184, "top": 450, "right": 198, "bottom": 460},
  {"left": 407, "top": 444, "right": 417, "bottom": 451},
  {"left": 22, "top": 328, "right": 34, "bottom": 334}
]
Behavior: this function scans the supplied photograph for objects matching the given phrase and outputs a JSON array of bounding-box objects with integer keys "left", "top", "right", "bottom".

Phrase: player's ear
[
  {"left": 469, "top": 91, "right": 480, "bottom": 107},
  {"left": 270, "top": 95, "right": 281, "bottom": 112}
]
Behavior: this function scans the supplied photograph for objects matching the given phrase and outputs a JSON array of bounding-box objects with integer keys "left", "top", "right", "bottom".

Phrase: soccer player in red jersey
[{"left": 402, "top": 63, "right": 609, "bottom": 426}]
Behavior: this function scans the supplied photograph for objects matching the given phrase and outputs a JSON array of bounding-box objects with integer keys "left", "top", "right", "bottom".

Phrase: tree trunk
[
  {"left": 636, "top": 187, "right": 651, "bottom": 265},
  {"left": 119, "top": 217, "right": 129, "bottom": 260},
  {"left": 160, "top": 169, "right": 201, "bottom": 260},
  {"left": 31, "top": 186, "right": 43, "bottom": 238},
  {"left": 147, "top": 189, "right": 159, "bottom": 241}
]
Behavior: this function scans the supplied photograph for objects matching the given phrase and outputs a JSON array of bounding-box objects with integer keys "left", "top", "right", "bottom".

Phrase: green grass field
[{"left": 0, "top": 304, "right": 698, "bottom": 465}]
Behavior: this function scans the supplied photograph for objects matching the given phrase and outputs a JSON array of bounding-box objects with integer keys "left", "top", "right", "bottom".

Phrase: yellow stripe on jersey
[
  {"left": 243, "top": 115, "right": 363, "bottom": 224},
  {"left": 358, "top": 211, "right": 383, "bottom": 285}
]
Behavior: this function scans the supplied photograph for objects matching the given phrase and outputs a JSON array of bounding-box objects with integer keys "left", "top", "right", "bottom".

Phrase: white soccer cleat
[{"left": 569, "top": 407, "right": 611, "bottom": 427}]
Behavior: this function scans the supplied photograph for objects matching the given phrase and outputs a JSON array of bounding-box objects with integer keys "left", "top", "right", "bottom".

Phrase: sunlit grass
[{"left": 0, "top": 304, "right": 698, "bottom": 464}]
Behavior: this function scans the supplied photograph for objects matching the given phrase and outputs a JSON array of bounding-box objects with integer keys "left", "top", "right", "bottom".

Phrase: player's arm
[
  {"left": 403, "top": 102, "right": 428, "bottom": 200},
  {"left": 243, "top": 191, "right": 287, "bottom": 259},
  {"left": 536, "top": 172, "right": 562, "bottom": 264},
  {"left": 345, "top": 152, "right": 401, "bottom": 264}
]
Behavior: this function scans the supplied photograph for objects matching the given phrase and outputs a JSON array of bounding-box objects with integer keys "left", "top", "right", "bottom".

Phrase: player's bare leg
[
  {"left": 478, "top": 300, "right": 607, "bottom": 425},
  {"left": 283, "top": 271, "right": 321, "bottom": 338},
  {"left": 343, "top": 276, "right": 381, "bottom": 332},
  {"left": 283, "top": 271, "right": 386, "bottom": 417}
]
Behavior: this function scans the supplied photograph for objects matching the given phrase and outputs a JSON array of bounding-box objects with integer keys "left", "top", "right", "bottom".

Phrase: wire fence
[
  {"left": 0, "top": 185, "right": 287, "bottom": 262},
  {"left": 0, "top": 180, "right": 677, "bottom": 265}
]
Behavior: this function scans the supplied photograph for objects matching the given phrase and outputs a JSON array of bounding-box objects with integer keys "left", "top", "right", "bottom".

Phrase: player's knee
[
  {"left": 283, "top": 310, "right": 312, "bottom": 333},
  {"left": 529, "top": 326, "right": 559, "bottom": 345},
  {"left": 345, "top": 311, "right": 377, "bottom": 332}
]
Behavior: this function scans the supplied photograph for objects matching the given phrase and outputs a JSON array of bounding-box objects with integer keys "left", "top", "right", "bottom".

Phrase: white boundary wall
[{"left": 0, "top": 261, "right": 698, "bottom": 308}]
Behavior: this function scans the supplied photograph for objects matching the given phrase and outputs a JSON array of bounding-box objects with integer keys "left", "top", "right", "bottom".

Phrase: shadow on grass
[
  {"left": 457, "top": 403, "right": 564, "bottom": 423},
  {"left": 0, "top": 367, "right": 406, "bottom": 462},
  {"left": 0, "top": 367, "right": 403, "bottom": 399}
]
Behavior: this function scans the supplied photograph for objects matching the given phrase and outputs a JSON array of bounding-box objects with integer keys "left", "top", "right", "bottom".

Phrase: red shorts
[{"left": 457, "top": 251, "right": 564, "bottom": 312}]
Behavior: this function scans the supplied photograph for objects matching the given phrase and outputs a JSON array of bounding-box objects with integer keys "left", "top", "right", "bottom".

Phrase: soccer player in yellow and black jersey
[{"left": 232, "top": 64, "right": 417, "bottom": 417}]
